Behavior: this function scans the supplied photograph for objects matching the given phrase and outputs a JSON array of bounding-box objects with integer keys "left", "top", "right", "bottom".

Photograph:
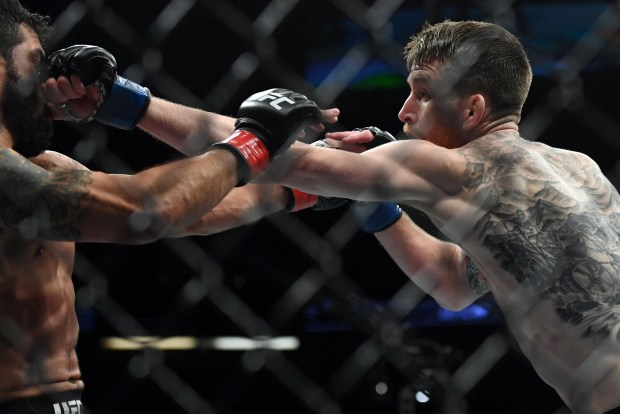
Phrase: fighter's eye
[{"left": 415, "top": 90, "right": 430, "bottom": 101}]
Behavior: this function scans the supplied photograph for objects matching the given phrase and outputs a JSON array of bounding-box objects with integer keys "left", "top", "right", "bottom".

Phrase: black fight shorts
[{"left": 0, "top": 390, "right": 83, "bottom": 414}]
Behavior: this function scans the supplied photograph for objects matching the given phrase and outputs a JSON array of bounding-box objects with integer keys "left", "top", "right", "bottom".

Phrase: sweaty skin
[{"left": 257, "top": 59, "right": 620, "bottom": 413}]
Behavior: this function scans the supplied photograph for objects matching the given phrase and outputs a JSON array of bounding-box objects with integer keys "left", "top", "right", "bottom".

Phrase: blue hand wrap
[
  {"left": 351, "top": 202, "right": 403, "bottom": 233},
  {"left": 95, "top": 76, "right": 151, "bottom": 130}
]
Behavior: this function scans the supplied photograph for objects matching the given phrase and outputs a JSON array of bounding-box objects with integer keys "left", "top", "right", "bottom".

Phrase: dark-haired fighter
[{"left": 0, "top": 1, "right": 337, "bottom": 411}]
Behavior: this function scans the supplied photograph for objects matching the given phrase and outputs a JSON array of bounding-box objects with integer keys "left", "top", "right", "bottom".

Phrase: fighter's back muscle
[{"left": 458, "top": 132, "right": 620, "bottom": 340}]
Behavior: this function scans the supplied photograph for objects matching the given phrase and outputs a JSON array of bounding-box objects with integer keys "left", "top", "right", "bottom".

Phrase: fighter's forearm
[
  {"left": 374, "top": 212, "right": 481, "bottom": 310},
  {"left": 259, "top": 142, "right": 401, "bottom": 202},
  {"left": 170, "top": 184, "right": 290, "bottom": 237},
  {"left": 137, "top": 97, "right": 236, "bottom": 156}
]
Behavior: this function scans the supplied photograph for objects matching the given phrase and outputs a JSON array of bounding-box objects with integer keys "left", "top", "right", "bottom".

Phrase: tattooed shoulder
[
  {"left": 457, "top": 132, "right": 516, "bottom": 188},
  {"left": 0, "top": 147, "right": 93, "bottom": 240}
]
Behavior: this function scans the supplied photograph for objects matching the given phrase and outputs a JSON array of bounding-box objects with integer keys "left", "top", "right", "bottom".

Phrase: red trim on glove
[
  {"left": 224, "top": 130, "right": 270, "bottom": 179},
  {"left": 289, "top": 189, "right": 319, "bottom": 212}
]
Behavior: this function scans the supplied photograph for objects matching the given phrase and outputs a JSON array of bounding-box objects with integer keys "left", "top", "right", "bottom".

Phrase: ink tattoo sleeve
[{"left": 0, "top": 147, "right": 92, "bottom": 240}]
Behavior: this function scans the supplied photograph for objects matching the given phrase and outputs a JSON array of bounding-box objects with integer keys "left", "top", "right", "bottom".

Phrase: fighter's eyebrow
[
  {"left": 407, "top": 71, "right": 431, "bottom": 88},
  {"left": 410, "top": 69, "right": 431, "bottom": 82}
]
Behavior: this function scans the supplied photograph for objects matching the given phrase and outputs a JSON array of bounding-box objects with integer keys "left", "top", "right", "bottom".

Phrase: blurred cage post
[{"left": 14, "top": 0, "right": 620, "bottom": 413}]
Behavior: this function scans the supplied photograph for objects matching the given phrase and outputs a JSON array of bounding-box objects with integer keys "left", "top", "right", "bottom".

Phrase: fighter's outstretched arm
[
  {"left": 6, "top": 85, "right": 325, "bottom": 243},
  {"left": 257, "top": 138, "right": 462, "bottom": 206},
  {"left": 44, "top": 45, "right": 340, "bottom": 154},
  {"left": 136, "top": 97, "right": 236, "bottom": 155},
  {"left": 136, "top": 99, "right": 340, "bottom": 156},
  {"left": 42, "top": 45, "right": 340, "bottom": 237},
  {"left": 29, "top": 150, "right": 293, "bottom": 239},
  {"left": 258, "top": 135, "right": 490, "bottom": 309},
  {"left": 0, "top": 144, "right": 239, "bottom": 243}
]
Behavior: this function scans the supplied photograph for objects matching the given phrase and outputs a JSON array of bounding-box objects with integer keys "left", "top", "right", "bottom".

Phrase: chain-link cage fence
[{"left": 13, "top": 0, "right": 620, "bottom": 413}]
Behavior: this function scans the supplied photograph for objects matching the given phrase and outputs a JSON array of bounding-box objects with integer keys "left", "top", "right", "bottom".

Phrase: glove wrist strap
[
  {"left": 212, "top": 130, "right": 270, "bottom": 186},
  {"left": 96, "top": 76, "right": 151, "bottom": 130},
  {"left": 285, "top": 188, "right": 319, "bottom": 212},
  {"left": 352, "top": 202, "right": 402, "bottom": 233}
]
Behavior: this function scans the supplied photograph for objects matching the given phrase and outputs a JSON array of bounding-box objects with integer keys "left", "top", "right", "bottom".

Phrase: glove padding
[
  {"left": 234, "top": 88, "right": 323, "bottom": 157},
  {"left": 213, "top": 88, "right": 323, "bottom": 185},
  {"left": 287, "top": 126, "right": 397, "bottom": 212},
  {"left": 47, "top": 44, "right": 151, "bottom": 129}
]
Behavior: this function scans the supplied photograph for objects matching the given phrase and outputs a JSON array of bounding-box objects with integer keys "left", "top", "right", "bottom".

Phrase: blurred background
[{"left": 20, "top": 0, "right": 620, "bottom": 413}]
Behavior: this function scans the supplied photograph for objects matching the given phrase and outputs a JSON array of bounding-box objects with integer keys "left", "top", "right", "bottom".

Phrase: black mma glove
[
  {"left": 347, "top": 126, "right": 403, "bottom": 233},
  {"left": 353, "top": 126, "right": 397, "bottom": 149},
  {"left": 287, "top": 126, "right": 397, "bottom": 213},
  {"left": 47, "top": 44, "right": 151, "bottom": 130},
  {"left": 212, "top": 88, "right": 322, "bottom": 185}
]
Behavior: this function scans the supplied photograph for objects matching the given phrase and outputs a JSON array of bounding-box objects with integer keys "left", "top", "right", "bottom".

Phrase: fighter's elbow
[
  {"left": 429, "top": 285, "right": 477, "bottom": 311},
  {"left": 436, "top": 296, "right": 475, "bottom": 312}
]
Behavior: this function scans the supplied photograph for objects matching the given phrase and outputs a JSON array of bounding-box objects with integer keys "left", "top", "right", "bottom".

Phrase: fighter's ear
[{"left": 462, "top": 94, "right": 486, "bottom": 131}]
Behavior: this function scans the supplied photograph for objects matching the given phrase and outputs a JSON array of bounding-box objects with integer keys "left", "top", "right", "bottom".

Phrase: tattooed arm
[
  {"left": 27, "top": 150, "right": 291, "bottom": 239},
  {"left": 374, "top": 211, "right": 489, "bottom": 310},
  {"left": 0, "top": 144, "right": 239, "bottom": 243}
]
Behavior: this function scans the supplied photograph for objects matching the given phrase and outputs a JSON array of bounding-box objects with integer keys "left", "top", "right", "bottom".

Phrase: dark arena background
[{"left": 19, "top": 0, "right": 620, "bottom": 413}]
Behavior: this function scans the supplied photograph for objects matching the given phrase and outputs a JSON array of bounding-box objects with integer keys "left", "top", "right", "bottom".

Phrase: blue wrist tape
[
  {"left": 96, "top": 76, "right": 151, "bottom": 130},
  {"left": 351, "top": 202, "right": 403, "bottom": 233}
]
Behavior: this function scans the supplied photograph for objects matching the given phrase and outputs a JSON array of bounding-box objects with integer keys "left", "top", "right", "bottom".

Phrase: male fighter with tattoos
[
  {"left": 241, "top": 20, "right": 620, "bottom": 414},
  {"left": 0, "top": 1, "right": 337, "bottom": 412}
]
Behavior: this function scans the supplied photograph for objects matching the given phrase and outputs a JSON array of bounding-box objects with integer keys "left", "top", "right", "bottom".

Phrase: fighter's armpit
[{"left": 462, "top": 250, "right": 490, "bottom": 296}]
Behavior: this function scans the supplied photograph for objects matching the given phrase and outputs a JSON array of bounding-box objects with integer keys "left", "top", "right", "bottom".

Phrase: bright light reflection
[{"left": 415, "top": 391, "right": 430, "bottom": 403}]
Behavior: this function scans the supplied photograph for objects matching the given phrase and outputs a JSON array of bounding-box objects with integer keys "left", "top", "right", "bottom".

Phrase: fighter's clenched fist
[
  {"left": 46, "top": 44, "right": 151, "bottom": 129},
  {"left": 212, "top": 88, "right": 323, "bottom": 185}
]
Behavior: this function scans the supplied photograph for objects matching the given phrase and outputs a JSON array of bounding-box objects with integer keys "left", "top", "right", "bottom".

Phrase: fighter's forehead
[{"left": 406, "top": 61, "right": 443, "bottom": 84}]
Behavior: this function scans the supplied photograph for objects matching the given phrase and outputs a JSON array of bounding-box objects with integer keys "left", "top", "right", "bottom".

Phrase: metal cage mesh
[{"left": 14, "top": 0, "right": 620, "bottom": 413}]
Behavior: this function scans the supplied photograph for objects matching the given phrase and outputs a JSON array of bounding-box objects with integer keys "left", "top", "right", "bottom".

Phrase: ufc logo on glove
[
  {"left": 251, "top": 90, "right": 296, "bottom": 110},
  {"left": 212, "top": 87, "right": 322, "bottom": 184},
  {"left": 53, "top": 400, "right": 83, "bottom": 414}
]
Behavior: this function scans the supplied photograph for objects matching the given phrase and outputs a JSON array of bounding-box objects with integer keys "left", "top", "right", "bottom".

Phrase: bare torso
[
  {"left": 424, "top": 131, "right": 620, "bottom": 414},
  {"left": 0, "top": 225, "right": 83, "bottom": 403}
]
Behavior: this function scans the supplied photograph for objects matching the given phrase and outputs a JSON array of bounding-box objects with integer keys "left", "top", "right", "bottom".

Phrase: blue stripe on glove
[
  {"left": 351, "top": 201, "right": 402, "bottom": 233},
  {"left": 96, "top": 76, "right": 151, "bottom": 130}
]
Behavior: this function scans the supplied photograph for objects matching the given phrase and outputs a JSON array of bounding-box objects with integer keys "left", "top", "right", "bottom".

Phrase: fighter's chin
[{"left": 402, "top": 126, "right": 420, "bottom": 140}]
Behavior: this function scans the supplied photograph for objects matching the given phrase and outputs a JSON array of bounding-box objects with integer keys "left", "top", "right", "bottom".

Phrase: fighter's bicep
[{"left": 363, "top": 140, "right": 465, "bottom": 202}]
